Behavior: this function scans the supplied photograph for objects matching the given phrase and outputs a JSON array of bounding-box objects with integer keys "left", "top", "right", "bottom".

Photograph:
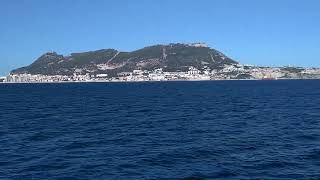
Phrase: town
[{"left": 3, "top": 64, "right": 320, "bottom": 83}]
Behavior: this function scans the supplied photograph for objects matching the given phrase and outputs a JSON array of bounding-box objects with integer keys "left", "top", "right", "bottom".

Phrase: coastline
[{"left": 1, "top": 78, "right": 319, "bottom": 84}]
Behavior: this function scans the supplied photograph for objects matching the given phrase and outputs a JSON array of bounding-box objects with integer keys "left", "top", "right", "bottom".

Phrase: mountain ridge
[{"left": 11, "top": 43, "right": 237, "bottom": 76}]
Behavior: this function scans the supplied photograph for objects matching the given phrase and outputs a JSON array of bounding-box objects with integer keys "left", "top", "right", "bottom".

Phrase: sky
[{"left": 1, "top": 0, "right": 320, "bottom": 76}]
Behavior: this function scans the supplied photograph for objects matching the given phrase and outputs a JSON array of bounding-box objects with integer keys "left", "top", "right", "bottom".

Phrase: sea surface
[{"left": 0, "top": 80, "right": 320, "bottom": 179}]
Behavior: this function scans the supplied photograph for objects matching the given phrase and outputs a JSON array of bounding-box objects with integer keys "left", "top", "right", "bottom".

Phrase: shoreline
[{"left": 1, "top": 78, "right": 319, "bottom": 84}]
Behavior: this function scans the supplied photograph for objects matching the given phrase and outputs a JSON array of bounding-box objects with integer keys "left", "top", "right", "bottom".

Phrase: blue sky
[{"left": 1, "top": 0, "right": 320, "bottom": 76}]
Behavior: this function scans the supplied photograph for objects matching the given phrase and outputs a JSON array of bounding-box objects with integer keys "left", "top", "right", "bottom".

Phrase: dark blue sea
[{"left": 0, "top": 80, "right": 320, "bottom": 179}]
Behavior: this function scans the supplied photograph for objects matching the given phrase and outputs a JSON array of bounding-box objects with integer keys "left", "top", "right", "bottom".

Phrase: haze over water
[{"left": 1, "top": 80, "right": 320, "bottom": 179}]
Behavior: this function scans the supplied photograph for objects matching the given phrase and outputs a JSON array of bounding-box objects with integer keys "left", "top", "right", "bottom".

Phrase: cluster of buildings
[
  {"left": 5, "top": 73, "right": 97, "bottom": 83},
  {"left": 3, "top": 64, "right": 320, "bottom": 83},
  {"left": 116, "top": 67, "right": 211, "bottom": 82},
  {"left": 3, "top": 67, "right": 210, "bottom": 83}
]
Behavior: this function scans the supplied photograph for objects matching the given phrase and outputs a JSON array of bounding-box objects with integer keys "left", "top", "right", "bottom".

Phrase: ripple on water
[{"left": 0, "top": 81, "right": 320, "bottom": 179}]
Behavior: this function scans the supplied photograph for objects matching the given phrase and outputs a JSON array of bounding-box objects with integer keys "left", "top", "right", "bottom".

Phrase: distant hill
[{"left": 11, "top": 43, "right": 238, "bottom": 76}]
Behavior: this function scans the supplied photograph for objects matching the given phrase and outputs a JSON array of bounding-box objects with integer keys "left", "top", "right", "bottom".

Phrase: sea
[{"left": 0, "top": 80, "right": 319, "bottom": 179}]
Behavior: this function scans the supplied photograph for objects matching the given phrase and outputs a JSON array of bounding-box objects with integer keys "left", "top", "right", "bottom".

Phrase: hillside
[{"left": 11, "top": 43, "right": 238, "bottom": 76}]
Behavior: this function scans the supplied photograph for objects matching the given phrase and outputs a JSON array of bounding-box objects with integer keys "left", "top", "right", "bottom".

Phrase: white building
[
  {"left": 188, "top": 42, "right": 208, "bottom": 48},
  {"left": 188, "top": 67, "right": 200, "bottom": 75},
  {"left": 96, "top": 74, "right": 108, "bottom": 78},
  {"left": 133, "top": 70, "right": 144, "bottom": 75}
]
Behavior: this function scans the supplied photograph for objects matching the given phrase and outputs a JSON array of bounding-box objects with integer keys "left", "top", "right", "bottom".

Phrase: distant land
[{"left": 2, "top": 43, "right": 320, "bottom": 83}]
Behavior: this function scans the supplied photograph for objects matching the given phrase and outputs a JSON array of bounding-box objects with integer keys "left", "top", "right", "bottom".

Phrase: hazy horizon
[{"left": 1, "top": 0, "right": 320, "bottom": 76}]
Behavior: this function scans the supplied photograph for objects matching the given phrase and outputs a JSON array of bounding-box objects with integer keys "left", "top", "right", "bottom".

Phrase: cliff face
[{"left": 11, "top": 43, "right": 238, "bottom": 76}]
